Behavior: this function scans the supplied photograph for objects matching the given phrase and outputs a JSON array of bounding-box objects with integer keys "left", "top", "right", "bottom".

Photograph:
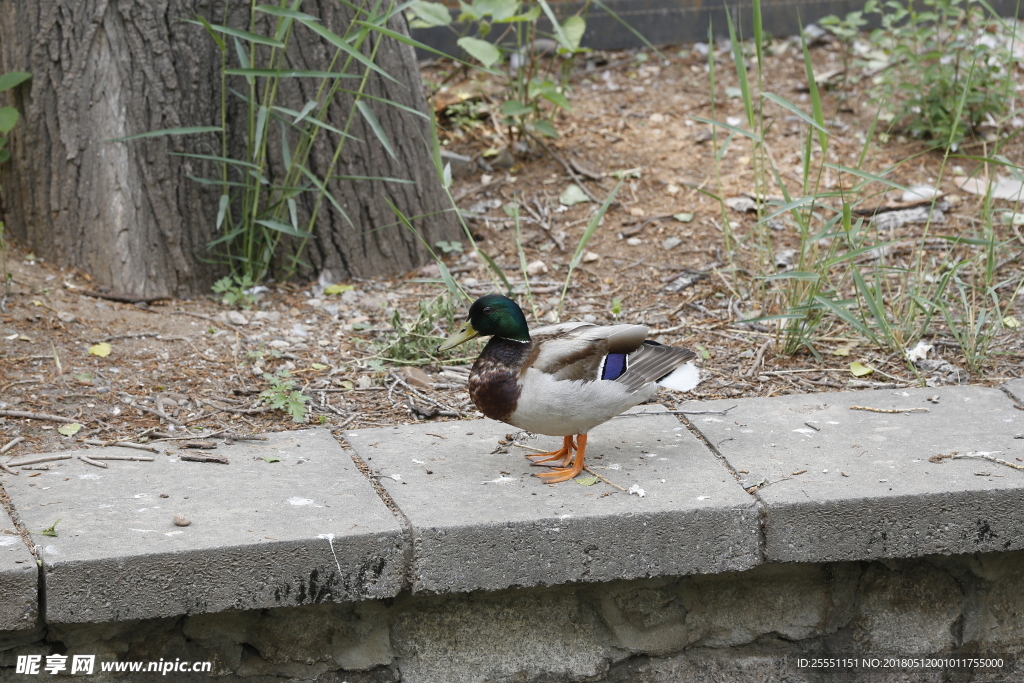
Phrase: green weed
[
  {"left": 412, "top": 0, "right": 584, "bottom": 140},
  {"left": 260, "top": 371, "right": 310, "bottom": 423},
  {"left": 444, "top": 100, "right": 487, "bottom": 131},
  {"left": 434, "top": 240, "right": 464, "bottom": 254},
  {"left": 212, "top": 273, "right": 260, "bottom": 309},
  {"left": 39, "top": 520, "right": 60, "bottom": 537},
  {"left": 372, "top": 293, "right": 480, "bottom": 365},
  {"left": 0, "top": 70, "right": 31, "bottom": 189},
  {"left": 411, "top": 0, "right": 662, "bottom": 141},
  {"left": 823, "top": 0, "right": 1017, "bottom": 147}
]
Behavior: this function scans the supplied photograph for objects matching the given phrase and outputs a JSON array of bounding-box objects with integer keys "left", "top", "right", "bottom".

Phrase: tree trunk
[{"left": 0, "top": 0, "right": 459, "bottom": 298}]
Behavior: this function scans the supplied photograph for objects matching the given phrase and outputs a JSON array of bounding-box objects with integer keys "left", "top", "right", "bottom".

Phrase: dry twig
[
  {"left": 88, "top": 455, "right": 155, "bottom": 462},
  {"left": 850, "top": 406, "right": 929, "bottom": 414},
  {"left": 526, "top": 132, "right": 617, "bottom": 206},
  {"left": 78, "top": 455, "right": 108, "bottom": 469},
  {"left": 8, "top": 455, "right": 73, "bottom": 467},
  {"left": 0, "top": 410, "right": 80, "bottom": 425},
  {"left": 583, "top": 466, "right": 627, "bottom": 491},
  {"left": 744, "top": 340, "right": 772, "bottom": 378},
  {"left": 83, "top": 439, "right": 160, "bottom": 453},
  {"left": 0, "top": 436, "right": 27, "bottom": 454},
  {"left": 69, "top": 286, "right": 171, "bottom": 305},
  {"left": 121, "top": 399, "right": 185, "bottom": 427},
  {"left": 954, "top": 452, "right": 1024, "bottom": 471},
  {"left": 180, "top": 453, "right": 229, "bottom": 464}
]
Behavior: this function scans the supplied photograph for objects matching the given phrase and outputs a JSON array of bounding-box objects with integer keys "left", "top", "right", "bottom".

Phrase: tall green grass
[
  {"left": 705, "top": 0, "right": 1024, "bottom": 374},
  {"left": 120, "top": 0, "right": 429, "bottom": 287}
]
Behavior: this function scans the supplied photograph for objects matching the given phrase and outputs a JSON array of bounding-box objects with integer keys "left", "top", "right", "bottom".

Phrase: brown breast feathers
[{"left": 468, "top": 337, "right": 532, "bottom": 423}]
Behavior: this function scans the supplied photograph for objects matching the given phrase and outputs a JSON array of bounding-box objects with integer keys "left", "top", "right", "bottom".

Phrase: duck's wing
[
  {"left": 525, "top": 323, "right": 649, "bottom": 382},
  {"left": 616, "top": 341, "right": 697, "bottom": 393}
]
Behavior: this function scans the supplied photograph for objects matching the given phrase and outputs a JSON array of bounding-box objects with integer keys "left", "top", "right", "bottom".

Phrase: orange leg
[
  {"left": 527, "top": 435, "right": 577, "bottom": 468},
  {"left": 537, "top": 434, "right": 588, "bottom": 483}
]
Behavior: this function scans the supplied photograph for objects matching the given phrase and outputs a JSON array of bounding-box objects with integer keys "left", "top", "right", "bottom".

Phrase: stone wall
[{"left": 2, "top": 551, "right": 1022, "bottom": 682}]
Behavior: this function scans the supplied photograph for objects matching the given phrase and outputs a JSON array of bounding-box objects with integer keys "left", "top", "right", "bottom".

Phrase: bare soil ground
[{"left": 2, "top": 34, "right": 1023, "bottom": 462}]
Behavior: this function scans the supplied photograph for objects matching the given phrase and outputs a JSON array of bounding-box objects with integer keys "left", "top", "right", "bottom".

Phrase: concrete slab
[
  {"left": 689, "top": 386, "right": 1024, "bottom": 563},
  {"left": 345, "top": 406, "right": 759, "bottom": 594},
  {"left": 2, "top": 429, "right": 405, "bottom": 624},
  {"left": 0, "top": 505, "right": 37, "bottom": 630}
]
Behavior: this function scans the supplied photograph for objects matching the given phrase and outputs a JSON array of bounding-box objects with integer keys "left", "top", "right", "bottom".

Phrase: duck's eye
[{"left": 482, "top": 306, "right": 493, "bottom": 314}]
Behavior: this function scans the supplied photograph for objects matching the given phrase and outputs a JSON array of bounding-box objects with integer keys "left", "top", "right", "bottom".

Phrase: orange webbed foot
[
  {"left": 527, "top": 435, "right": 577, "bottom": 468},
  {"left": 536, "top": 434, "right": 588, "bottom": 483}
]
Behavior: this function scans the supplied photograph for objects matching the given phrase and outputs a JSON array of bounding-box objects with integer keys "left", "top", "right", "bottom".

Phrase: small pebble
[
  {"left": 173, "top": 514, "right": 191, "bottom": 527},
  {"left": 525, "top": 259, "right": 549, "bottom": 276},
  {"left": 159, "top": 493, "right": 169, "bottom": 499}
]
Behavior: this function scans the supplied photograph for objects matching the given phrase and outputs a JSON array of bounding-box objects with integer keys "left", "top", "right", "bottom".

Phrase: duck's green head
[{"left": 438, "top": 294, "right": 530, "bottom": 351}]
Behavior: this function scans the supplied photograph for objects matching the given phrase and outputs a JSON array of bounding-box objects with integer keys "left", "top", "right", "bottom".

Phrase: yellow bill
[{"left": 438, "top": 320, "right": 479, "bottom": 351}]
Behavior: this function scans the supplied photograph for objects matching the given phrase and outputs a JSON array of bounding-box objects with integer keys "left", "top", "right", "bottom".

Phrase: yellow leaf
[
  {"left": 57, "top": 423, "right": 83, "bottom": 437},
  {"left": 311, "top": 363, "right": 328, "bottom": 370},
  {"left": 849, "top": 361, "right": 873, "bottom": 377},
  {"left": 88, "top": 342, "right": 112, "bottom": 358},
  {"left": 32, "top": 300, "right": 43, "bottom": 306},
  {"left": 324, "top": 284, "right": 354, "bottom": 295},
  {"left": 832, "top": 345, "right": 852, "bottom": 357},
  {"left": 1003, "top": 315, "right": 1021, "bottom": 329}
]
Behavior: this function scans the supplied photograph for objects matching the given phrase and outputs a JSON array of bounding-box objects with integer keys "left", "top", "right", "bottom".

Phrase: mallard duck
[{"left": 438, "top": 294, "right": 700, "bottom": 483}]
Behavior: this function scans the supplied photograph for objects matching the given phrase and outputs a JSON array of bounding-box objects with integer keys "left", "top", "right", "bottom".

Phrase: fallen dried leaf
[
  {"left": 88, "top": 342, "right": 112, "bottom": 358},
  {"left": 850, "top": 361, "right": 873, "bottom": 377}
]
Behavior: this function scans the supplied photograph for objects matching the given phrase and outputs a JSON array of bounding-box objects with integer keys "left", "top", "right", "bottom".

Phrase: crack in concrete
[
  {"left": 0, "top": 477, "right": 44, "bottom": 627},
  {"left": 676, "top": 413, "right": 768, "bottom": 564},
  {"left": 0, "top": 479, "right": 37, "bottom": 560},
  {"left": 335, "top": 433, "right": 416, "bottom": 593},
  {"left": 998, "top": 383, "right": 1024, "bottom": 412}
]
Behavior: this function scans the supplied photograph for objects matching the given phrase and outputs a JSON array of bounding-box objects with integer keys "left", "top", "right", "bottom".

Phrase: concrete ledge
[
  {"left": 1, "top": 429, "right": 405, "bottom": 624},
  {"left": 0, "top": 506, "right": 36, "bottom": 631},
  {"left": 345, "top": 406, "right": 759, "bottom": 593},
  {"left": 3, "top": 383, "right": 1024, "bottom": 631},
  {"left": 690, "top": 385, "right": 1024, "bottom": 563}
]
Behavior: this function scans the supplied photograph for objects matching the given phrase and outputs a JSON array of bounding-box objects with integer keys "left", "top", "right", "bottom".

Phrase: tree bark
[{"left": 0, "top": 0, "right": 458, "bottom": 297}]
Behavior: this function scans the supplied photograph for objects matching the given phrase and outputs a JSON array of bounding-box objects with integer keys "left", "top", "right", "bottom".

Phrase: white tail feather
[{"left": 655, "top": 362, "right": 700, "bottom": 392}]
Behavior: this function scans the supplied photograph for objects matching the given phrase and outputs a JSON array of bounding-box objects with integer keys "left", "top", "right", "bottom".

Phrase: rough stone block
[
  {"left": 597, "top": 562, "right": 860, "bottom": 656},
  {"left": 345, "top": 406, "right": 758, "bottom": 594},
  {"left": 0, "top": 506, "right": 36, "bottom": 630},
  {"left": 2, "top": 429, "right": 405, "bottom": 624},
  {"left": 390, "top": 589, "right": 616, "bottom": 683},
  {"left": 959, "top": 549, "right": 1024, "bottom": 647},
  {"left": 855, "top": 561, "right": 963, "bottom": 653},
  {"left": 690, "top": 386, "right": 1024, "bottom": 563}
]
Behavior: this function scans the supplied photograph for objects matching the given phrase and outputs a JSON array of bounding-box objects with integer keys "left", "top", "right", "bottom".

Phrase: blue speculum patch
[{"left": 601, "top": 353, "right": 627, "bottom": 380}]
